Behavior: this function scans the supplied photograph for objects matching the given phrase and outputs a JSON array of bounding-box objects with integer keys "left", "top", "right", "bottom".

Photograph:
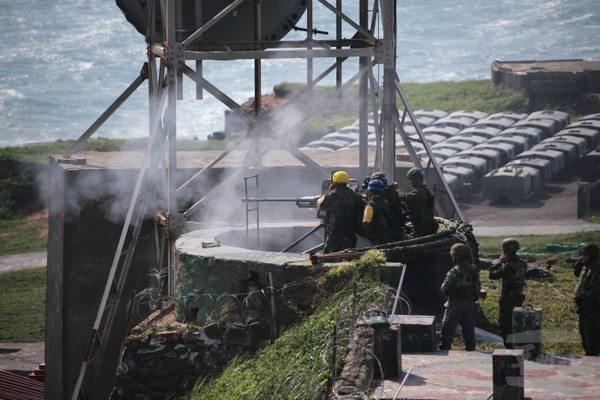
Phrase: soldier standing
[
  {"left": 573, "top": 243, "right": 600, "bottom": 356},
  {"left": 362, "top": 179, "right": 395, "bottom": 246},
  {"left": 317, "top": 170, "right": 366, "bottom": 253},
  {"left": 399, "top": 168, "right": 436, "bottom": 238},
  {"left": 488, "top": 238, "right": 527, "bottom": 348},
  {"left": 439, "top": 243, "right": 480, "bottom": 351},
  {"left": 370, "top": 171, "right": 406, "bottom": 242}
]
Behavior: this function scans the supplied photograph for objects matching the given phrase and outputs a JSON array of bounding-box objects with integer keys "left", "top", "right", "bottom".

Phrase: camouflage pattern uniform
[
  {"left": 489, "top": 240, "right": 527, "bottom": 348},
  {"left": 362, "top": 195, "right": 395, "bottom": 245},
  {"left": 399, "top": 183, "right": 436, "bottom": 237},
  {"left": 381, "top": 186, "right": 406, "bottom": 241},
  {"left": 370, "top": 172, "right": 406, "bottom": 241},
  {"left": 318, "top": 184, "right": 365, "bottom": 253},
  {"left": 439, "top": 244, "right": 480, "bottom": 351},
  {"left": 573, "top": 246, "right": 600, "bottom": 356}
]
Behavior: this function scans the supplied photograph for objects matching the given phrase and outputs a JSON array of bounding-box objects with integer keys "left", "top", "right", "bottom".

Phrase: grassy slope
[{"left": 0, "top": 267, "right": 46, "bottom": 342}]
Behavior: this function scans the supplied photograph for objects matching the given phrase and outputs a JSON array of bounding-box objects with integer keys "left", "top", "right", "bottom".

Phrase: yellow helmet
[{"left": 332, "top": 170, "right": 350, "bottom": 184}]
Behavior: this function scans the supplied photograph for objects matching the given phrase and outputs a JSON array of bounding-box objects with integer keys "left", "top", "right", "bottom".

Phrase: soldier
[
  {"left": 488, "top": 238, "right": 527, "bottom": 348},
  {"left": 370, "top": 171, "right": 406, "bottom": 241},
  {"left": 399, "top": 167, "right": 436, "bottom": 238},
  {"left": 362, "top": 179, "right": 395, "bottom": 246},
  {"left": 439, "top": 243, "right": 480, "bottom": 351},
  {"left": 573, "top": 243, "right": 600, "bottom": 356},
  {"left": 317, "top": 170, "right": 366, "bottom": 253}
]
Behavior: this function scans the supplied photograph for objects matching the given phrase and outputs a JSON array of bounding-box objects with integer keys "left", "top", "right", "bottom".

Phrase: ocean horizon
[{"left": 0, "top": 0, "right": 598, "bottom": 148}]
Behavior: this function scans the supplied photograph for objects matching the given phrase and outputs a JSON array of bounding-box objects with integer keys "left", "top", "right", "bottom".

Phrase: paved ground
[
  {"left": 373, "top": 350, "right": 600, "bottom": 400},
  {"left": 0, "top": 343, "right": 45, "bottom": 377},
  {"left": 0, "top": 251, "right": 46, "bottom": 275}
]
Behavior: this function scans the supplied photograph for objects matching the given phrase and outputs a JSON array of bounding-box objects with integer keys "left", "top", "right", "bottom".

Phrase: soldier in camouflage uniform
[
  {"left": 399, "top": 168, "right": 436, "bottom": 238},
  {"left": 370, "top": 172, "right": 406, "bottom": 241},
  {"left": 439, "top": 243, "right": 480, "bottom": 351},
  {"left": 573, "top": 243, "right": 600, "bottom": 356},
  {"left": 488, "top": 238, "right": 527, "bottom": 348},
  {"left": 317, "top": 170, "right": 366, "bottom": 253},
  {"left": 362, "top": 179, "right": 396, "bottom": 245}
]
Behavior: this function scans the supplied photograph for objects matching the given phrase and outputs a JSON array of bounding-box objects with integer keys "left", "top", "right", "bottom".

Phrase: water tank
[
  {"left": 442, "top": 164, "right": 478, "bottom": 186},
  {"left": 565, "top": 120, "right": 600, "bottom": 135},
  {"left": 506, "top": 157, "right": 554, "bottom": 182},
  {"left": 481, "top": 165, "right": 542, "bottom": 203},
  {"left": 513, "top": 118, "right": 561, "bottom": 139},
  {"left": 487, "top": 111, "right": 528, "bottom": 122},
  {"left": 472, "top": 143, "right": 514, "bottom": 166},
  {"left": 528, "top": 110, "right": 570, "bottom": 130},
  {"left": 514, "top": 148, "right": 565, "bottom": 176},
  {"left": 533, "top": 141, "right": 580, "bottom": 169},
  {"left": 432, "top": 115, "right": 477, "bottom": 130},
  {"left": 556, "top": 127, "right": 600, "bottom": 151},
  {"left": 546, "top": 135, "right": 588, "bottom": 157},
  {"left": 580, "top": 113, "right": 600, "bottom": 122},
  {"left": 473, "top": 116, "right": 515, "bottom": 130},
  {"left": 442, "top": 155, "right": 488, "bottom": 179},
  {"left": 488, "top": 135, "right": 530, "bottom": 154},
  {"left": 422, "top": 125, "right": 461, "bottom": 139},
  {"left": 448, "top": 110, "right": 488, "bottom": 121},
  {"left": 500, "top": 127, "right": 545, "bottom": 146},
  {"left": 459, "top": 148, "right": 502, "bottom": 171},
  {"left": 414, "top": 109, "right": 449, "bottom": 120},
  {"left": 116, "top": 0, "right": 307, "bottom": 49},
  {"left": 459, "top": 126, "right": 502, "bottom": 139}
]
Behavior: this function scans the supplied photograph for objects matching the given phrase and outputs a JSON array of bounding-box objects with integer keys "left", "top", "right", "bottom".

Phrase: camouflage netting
[{"left": 364, "top": 217, "right": 479, "bottom": 264}]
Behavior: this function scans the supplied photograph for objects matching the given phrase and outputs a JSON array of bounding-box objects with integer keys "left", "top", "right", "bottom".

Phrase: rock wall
[{"left": 113, "top": 324, "right": 264, "bottom": 399}]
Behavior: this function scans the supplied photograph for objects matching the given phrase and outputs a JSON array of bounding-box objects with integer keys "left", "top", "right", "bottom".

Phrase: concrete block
[{"left": 492, "top": 349, "right": 524, "bottom": 400}]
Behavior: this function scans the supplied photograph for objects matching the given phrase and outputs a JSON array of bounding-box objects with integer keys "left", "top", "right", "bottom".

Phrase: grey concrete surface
[
  {"left": 0, "top": 343, "right": 45, "bottom": 376},
  {"left": 0, "top": 251, "right": 46, "bottom": 274}
]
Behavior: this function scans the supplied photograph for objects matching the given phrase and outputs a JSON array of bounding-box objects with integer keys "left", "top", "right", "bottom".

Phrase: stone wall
[{"left": 112, "top": 322, "right": 264, "bottom": 399}]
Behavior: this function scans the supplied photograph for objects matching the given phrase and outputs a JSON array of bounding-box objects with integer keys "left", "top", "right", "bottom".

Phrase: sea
[{"left": 0, "top": 0, "right": 598, "bottom": 148}]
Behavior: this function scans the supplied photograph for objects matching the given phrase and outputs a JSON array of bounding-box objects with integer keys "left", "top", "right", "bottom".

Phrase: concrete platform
[
  {"left": 372, "top": 350, "right": 600, "bottom": 400},
  {"left": 0, "top": 343, "right": 44, "bottom": 376}
]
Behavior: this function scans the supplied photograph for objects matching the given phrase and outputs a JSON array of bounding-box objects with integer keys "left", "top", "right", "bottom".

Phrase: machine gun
[{"left": 241, "top": 195, "right": 326, "bottom": 218}]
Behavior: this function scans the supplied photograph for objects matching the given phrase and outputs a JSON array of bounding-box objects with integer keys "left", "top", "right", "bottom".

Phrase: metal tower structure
[{"left": 64, "top": 1, "right": 464, "bottom": 398}]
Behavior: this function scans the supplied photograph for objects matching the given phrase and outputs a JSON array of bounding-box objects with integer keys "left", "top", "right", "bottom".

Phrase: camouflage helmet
[
  {"left": 501, "top": 238, "right": 520, "bottom": 254},
  {"left": 450, "top": 243, "right": 472, "bottom": 262},
  {"left": 332, "top": 170, "right": 350, "bottom": 185},
  {"left": 581, "top": 244, "right": 600, "bottom": 260},
  {"left": 370, "top": 172, "right": 389, "bottom": 186},
  {"left": 407, "top": 167, "right": 425, "bottom": 180}
]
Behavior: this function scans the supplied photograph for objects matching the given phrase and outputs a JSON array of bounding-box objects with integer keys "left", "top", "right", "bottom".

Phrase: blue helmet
[{"left": 367, "top": 179, "right": 386, "bottom": 192}]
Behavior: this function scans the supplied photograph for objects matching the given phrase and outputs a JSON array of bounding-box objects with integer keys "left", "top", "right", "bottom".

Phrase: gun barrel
[
  {"left": 241, "top": 198, "right": 299, "bottom": 203},
  {"left": 241, "top": 196, "right": 321, "bottom": 208}
]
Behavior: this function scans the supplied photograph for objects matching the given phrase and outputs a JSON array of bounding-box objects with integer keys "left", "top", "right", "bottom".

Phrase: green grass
[
  {"left": 476, "top": 231, "right": 600, "bottom": 255},
  {"left": 191, "top": 250, "right": 388, "bottom": 400},
  {"left": 476, "top": 258, "right": 581, "bottom": 355},
  {"left": 400, "top": 80, "right": 529, "bottom": 115},
  {"left": 0, "top": 212, "right": 48, "bottom": 255},
  {"left": 0, "top": 267, "right": 46, "bottom": 342},
  {"left": 0, "top": 137, "right": 228, "bottom": 164}
]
